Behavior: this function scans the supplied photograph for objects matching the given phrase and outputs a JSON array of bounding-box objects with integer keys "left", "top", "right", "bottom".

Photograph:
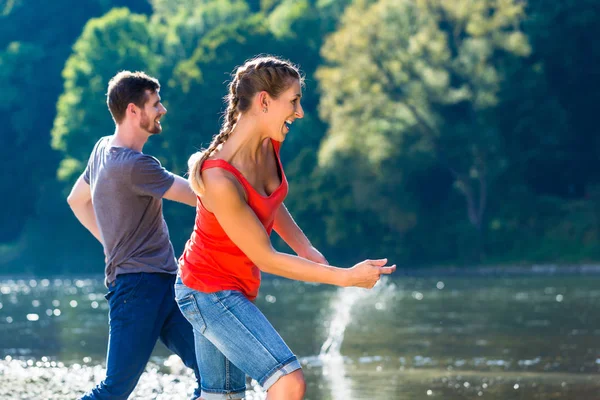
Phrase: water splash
[
  {"left": 320, "top": 278, "right": 393, "bottom": 356},
  {"left": 320, "top": 287, "right": 370, "bottom": 356},
  {"left": 318, "top": 278, "right": 392, "bottom": 400}
]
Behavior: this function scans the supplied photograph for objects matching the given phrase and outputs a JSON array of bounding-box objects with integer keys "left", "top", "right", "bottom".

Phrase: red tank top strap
[
  {"left": 201, "top": 159, "right": 249, "bottom": 196},
  {"left": 200, "top": 139, "right": 282, "bottom": 194}
]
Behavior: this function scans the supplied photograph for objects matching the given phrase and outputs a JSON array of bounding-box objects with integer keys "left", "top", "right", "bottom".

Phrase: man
[{"left": 67, "top": 71, "right": 201, "bottom": 399}]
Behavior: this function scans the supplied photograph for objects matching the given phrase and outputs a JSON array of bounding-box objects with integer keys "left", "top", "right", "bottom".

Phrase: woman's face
[{"left": 265, "top": 79, "right": 304, "bottom": 142}]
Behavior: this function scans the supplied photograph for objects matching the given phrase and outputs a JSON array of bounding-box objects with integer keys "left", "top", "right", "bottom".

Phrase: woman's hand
[{"left": 345, "top": 259, "right": 396, "bottom": 288}]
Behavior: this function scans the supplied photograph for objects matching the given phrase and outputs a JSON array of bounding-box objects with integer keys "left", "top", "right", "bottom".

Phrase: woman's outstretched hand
[{"left": 345, "top": 258, "right": 396, "bottom": 288}]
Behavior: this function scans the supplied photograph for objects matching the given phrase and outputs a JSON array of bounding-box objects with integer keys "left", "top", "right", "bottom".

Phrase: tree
[{"left": 317, "top": 0, "right": 531, "bottom": 261}]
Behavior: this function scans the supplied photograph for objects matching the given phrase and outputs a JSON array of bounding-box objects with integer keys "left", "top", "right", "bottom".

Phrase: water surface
[{"left": 1, "top": 274, "right": 599, "bottom": 399}]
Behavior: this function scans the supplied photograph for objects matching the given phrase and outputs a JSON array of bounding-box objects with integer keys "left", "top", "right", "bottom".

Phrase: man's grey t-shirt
[{"left": 84, "top": 136, "right": 177, "bottom": 286}]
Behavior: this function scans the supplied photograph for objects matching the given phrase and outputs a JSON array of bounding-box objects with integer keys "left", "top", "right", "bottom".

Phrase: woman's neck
[{"left": 220, "top": 115, "right": 270, "bottom": 164}]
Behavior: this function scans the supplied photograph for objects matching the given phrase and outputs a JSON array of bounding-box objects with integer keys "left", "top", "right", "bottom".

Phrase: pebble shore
[{"left": 0, "top": 357, "right": 266, "bottom": 400}]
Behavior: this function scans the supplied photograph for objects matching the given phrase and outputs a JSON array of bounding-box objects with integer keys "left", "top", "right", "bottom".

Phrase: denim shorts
[{"left": 174, "top": 276, "right": 301, "bottom": 399}]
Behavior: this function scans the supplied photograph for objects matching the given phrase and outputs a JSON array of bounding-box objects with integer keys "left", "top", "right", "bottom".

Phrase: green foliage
[
  {"left": 267, "top": 0, "right": 309, "bottom": 38},
  {"left": 316, "top": 0, "right": 531, "bottom": 261},
  {"left": 0, "top": 41, "right": 51, "bottom": 240},
  {"left": 151, "top": 0, "right": 250, "bottom": 65},
  {"left": 3, "top": 0, "right": 600, "bottom": 274}
]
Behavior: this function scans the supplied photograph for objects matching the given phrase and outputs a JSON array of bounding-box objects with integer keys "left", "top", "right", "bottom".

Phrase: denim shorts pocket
[{"left": 176, "top": 293, "right": 206, "bottom": 334}]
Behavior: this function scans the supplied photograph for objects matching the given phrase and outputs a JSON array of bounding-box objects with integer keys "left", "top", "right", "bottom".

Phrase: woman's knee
[
  {"left": 270, "top": 369, "right": 306, "bottom": 399},
  {"left": 289, "top": 369, "right": 306, "bottom": 395}
]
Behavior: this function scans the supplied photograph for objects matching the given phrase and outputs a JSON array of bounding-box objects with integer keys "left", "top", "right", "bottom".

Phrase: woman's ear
[{"left": 258, "top": 91, "right": 270, "bottom": 109}]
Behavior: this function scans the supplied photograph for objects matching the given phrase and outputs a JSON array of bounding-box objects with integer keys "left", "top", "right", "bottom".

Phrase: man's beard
[{"left": 140, "top": 113, "right": 161, "bottom": 135}]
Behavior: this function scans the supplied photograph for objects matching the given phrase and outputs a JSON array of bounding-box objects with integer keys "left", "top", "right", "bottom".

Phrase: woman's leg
[
  {"left": 265, "top": 369, "right": 306, "bottom": 400},
  {"left": 175, "top": 282, "right": 246, "bottom": 399},
  {"left": 196, "top": 290, "right": 303, "bottom": 396}
]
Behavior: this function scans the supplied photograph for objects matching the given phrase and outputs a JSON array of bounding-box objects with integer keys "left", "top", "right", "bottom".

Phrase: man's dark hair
[{"left": 106, "top": 71, "right": 160, "bottom": 124}]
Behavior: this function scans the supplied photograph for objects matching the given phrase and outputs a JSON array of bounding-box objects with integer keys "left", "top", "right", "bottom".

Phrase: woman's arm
[
  {"left": 273, "top": 203, "right": 328, "bottom": 264},
  {"left": 202, "top": 169, "right": 395, "bottom": 288}
]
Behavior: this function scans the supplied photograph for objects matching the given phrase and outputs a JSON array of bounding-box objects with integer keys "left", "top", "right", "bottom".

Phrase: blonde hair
[{"left": 188, "top": 55, "right": 303, "bottom": 195}]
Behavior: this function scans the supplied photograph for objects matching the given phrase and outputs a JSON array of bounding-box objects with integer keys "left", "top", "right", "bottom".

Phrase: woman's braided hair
[{"left": 188, "top": 55, "right": 302, "bottom": 196}]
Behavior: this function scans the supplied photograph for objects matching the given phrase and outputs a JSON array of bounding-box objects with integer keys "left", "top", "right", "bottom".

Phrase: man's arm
[
  {"left": 163, "top": 174, "right": 197, "bottom": 207},
  {"left": 67, "top": 174, "right": 103, "bottom": 244}
]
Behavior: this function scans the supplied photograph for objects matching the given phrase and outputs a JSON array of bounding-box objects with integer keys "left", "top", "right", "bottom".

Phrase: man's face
[{"left": 139, "top": 90, "right": 167, "bottom": 135}]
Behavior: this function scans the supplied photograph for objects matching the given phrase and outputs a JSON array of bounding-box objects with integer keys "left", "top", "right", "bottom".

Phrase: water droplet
[
  {"left": 1, "top": 286, "right": 11, "bottom": 295},
  {"left": 556, "top": 294, "right": 564, "bottom": 302},
  {"left": 53, "top": 309, "right": 61, "bottom": 316},
  {"left": 376, "top": 365, "right": 382, "bottom": 372},
  {"left": 91, "top": 301, "right": 99, "bottom": 309},
  {"left": 478, "top": 391, "right": 483, "bottom": 396},
  {"left": 52, "top": 300, "right": 60, "bottom": 307},
  {"left": 83, "top": 357, "right": 92, "bottom": 363},
  {"left": 29, "top": 280, "right": 37, "bottom": 287},
  {"left": 41, "top": 279, "right": 50, "bottom": 287},
  {"left": 265, "top": 295, "right": 276, "bottom": 303},
  {"left": 482, "top": 383, "right": 488, "bottom": 389},
  {"left": 427, "top": 389, "right": 433, "bottom": 396},
  {"left": 412, "top": 291, "right": 424, "bottom": 300},
  {"left": 375, "top": 302, "right": 385, "bottom": 310},
  {"left": 32, "top": 300, "right": 40, "bottom": 307},
  {"left": 514, "top": 384, "right": 519, "bottom": 389},
  {"left": 70, "top": 300, "right": 78, "bottom": 308},
  {"left": 515, "top": 292, "right": 528, "bottom": 301},
  {"left": 436, "top": 281, "right": 445, "bottom": 289},
  {"left": 0, "top": 302, "right": 3, "bottom": 309},
  {"left": 464, "top": 382, "right": 470, "bottom": 388},
  {"left": 6, "top": 316, "right": 13, "bottom": 323},
  {"left": 26, "top": 314, "right": 39, "bottom": 321},
  {"left": 45, "top": 309, "right": 53, "bottom": 316}
]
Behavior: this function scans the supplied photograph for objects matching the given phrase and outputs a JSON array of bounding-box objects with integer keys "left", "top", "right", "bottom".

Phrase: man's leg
[
  {"left": 81, "top": 273, "right": 162, "bottom": 400},
  {"left": 159, "top": 275, "right": 202, "bottom": 399}
]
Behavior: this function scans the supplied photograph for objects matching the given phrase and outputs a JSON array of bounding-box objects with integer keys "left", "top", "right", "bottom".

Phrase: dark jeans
[{"left": 80, "top": 272, "right": 201, "bottom": 400}]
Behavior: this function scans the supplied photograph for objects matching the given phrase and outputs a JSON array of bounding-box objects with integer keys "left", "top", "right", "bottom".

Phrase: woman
[{"left": 176, "top": 55, "right": 396, "bottom": 400}]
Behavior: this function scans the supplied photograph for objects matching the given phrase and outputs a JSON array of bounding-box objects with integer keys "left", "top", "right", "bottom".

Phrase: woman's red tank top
[{"left": 178, "top": 139, "right": 288, "bottom": 300}]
